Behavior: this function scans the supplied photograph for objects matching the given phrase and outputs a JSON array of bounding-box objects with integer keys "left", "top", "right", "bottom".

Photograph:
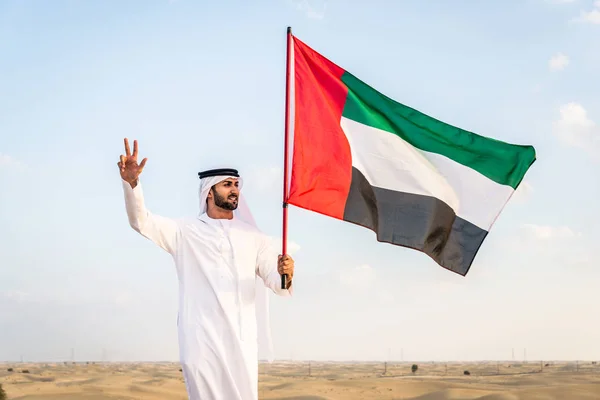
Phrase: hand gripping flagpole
[{"left": 281, "top": 26, "right": 292, "bottom": 290}]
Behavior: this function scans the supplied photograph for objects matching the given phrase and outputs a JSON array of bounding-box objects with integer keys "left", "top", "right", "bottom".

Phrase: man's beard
[{"left": 213, "top": 191, "right": 238, "bottom": 210}]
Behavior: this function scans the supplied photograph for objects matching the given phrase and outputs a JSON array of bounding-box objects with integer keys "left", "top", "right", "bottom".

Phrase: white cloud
[
  {"left": 512, "top": 180, "right": 534, "bottom": 203},
  {"left": 553, "top": 102, "right": 599, "bottom": 151},
  {"left": 339, "top": 264, "right": 376, "bottom": 291},
  {"left": 284, "top": 240, "right": 301, "bottom": 255},
  {"left": 522, "top": 223, "right": 581, "bottom": 240},
  {"left": 572, "top": 1, "right": 600, "bottom": 23},
  {"left": 113, "top": 291, "right": 134, "bottom": 306},
  {"left": 579, "top": 9, "right": 600, "bottom": 23},
  {"left": 290, "top": 0, "right": 327, "bottom": 20},
  {"left": 377, "top": 290, "right": 395, "bottom": 303},
  {"left": 0, "top": 153, "right": 23, "bottom": 168},
  {"left": 267, "top": 236, "right": 301, "bottom": 255},
  {"left": 0, "top": 290, "right": 31, "bottom": 302},
  {"left": 549, "top": 52, "right": 570, "bottom": 71}
]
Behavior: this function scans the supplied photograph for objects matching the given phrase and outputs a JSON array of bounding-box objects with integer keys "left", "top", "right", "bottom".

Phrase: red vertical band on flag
[{"left": 288, "top": 36, "right": 352, "bottom": 220}]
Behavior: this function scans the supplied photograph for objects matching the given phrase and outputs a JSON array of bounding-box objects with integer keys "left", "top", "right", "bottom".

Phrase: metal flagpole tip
[{"left": 287, "top": 26, "right": 292, "bottom": 34}]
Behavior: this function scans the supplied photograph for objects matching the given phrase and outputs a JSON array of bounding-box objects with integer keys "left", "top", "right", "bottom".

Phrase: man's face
[{"left": 209, "top": 178, "right": 240, "bottom": 210}]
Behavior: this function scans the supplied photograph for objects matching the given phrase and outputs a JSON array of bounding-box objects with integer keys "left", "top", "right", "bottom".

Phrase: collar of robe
[{"left": 198, "top": 212, "right": 234, "bottom": 223}]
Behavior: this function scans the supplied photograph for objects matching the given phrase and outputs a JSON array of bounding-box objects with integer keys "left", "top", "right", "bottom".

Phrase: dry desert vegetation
[{"left": 1, "top": 360, "right": 599, "bottom": 399}]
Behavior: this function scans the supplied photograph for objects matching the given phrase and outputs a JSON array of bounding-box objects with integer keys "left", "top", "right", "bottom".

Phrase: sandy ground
[{"left": 1, "top": 361, "right": 599, "bottom": 399}]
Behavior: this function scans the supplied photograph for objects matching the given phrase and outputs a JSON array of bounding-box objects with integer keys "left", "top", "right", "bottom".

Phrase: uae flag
[{"left": 285, "top": 34, "right": 536, "bottom": 276}]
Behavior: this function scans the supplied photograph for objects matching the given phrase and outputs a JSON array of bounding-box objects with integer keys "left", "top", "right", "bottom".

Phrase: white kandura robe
[{"left": 121, "top": 179, "right": 292, "bottom": 400}]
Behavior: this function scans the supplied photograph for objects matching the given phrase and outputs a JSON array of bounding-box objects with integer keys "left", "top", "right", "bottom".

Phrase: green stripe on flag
[{"left": 340, "top": 72, "right": 536, "bottom": 189}]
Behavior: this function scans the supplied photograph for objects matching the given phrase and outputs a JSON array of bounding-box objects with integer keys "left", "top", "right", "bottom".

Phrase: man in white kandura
[{"left": 117, "top": 138, "right": 294, "bottom": 400}]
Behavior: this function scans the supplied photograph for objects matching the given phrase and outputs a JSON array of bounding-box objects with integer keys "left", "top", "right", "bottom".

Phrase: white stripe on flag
[{"left": 340, "top": 117, "right": 514, "bottom": 230}]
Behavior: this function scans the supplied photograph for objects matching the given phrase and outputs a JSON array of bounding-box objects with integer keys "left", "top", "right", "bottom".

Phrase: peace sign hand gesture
[{"left": 118, "top": 138, "right": 147, "bottom": 188}]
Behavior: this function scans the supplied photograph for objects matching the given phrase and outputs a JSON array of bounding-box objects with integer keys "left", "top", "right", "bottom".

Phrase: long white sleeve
[
  {"left": 255, "top": 235, "right": 293, "bottom": 296},
  {"left": 122, "top": 179, "right": 180, "bottom": 255}
]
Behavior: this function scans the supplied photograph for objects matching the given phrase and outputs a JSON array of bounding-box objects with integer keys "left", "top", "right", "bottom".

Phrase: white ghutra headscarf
[
  {"left": 197, "top": 168, "right": 274, "bottom": 362},
  {"left": 198, "top": 171, "right": 256, "bottom": 227}
]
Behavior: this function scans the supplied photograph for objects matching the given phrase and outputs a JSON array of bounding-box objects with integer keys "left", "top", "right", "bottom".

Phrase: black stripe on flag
[{"left": 343, "top": 167, "right": 488, "bottom": 275}]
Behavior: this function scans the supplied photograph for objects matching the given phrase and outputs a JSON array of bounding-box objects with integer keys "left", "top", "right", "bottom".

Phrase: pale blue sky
[{"left": 1, "top": 0, "right": 600, "bottom": 363}]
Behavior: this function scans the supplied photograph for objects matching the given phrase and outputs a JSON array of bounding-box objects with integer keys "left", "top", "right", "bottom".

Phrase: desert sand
[{"left": 1, "top": 360, "right": 599, "bottom": 399}]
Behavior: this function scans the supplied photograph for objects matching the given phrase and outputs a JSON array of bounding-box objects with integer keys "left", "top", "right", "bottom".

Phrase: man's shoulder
[
  {"left": 176, "top": 215, "right": 262, "bottom": 233},
  {"left": 233, "top": 220, "right": 283, "bottom": 252},
  {"left": 175, "top": 216, "right": 203, "bottom": 228},
  {"left": 232, "top": 218, "right": 266, "bottom": 237},
  {"left": 232, "top": 217, "right": 258, "bottom": 229}
]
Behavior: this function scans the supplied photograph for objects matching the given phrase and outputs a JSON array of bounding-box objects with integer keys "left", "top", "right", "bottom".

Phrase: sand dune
[{"left": 1, "top": 361, "right": 599, "bottom": 399}]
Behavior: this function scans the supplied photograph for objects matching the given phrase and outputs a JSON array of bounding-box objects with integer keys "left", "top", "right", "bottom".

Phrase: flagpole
[{"left": 281, "top": 26, "right": 292, "bottom": 289}]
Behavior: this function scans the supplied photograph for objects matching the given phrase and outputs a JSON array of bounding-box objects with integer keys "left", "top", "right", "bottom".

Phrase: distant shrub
[
  {"left": 464, "top": 370, "right": 471, "bottom": 375},
  {"left": 0, "top": 383, "right": 6, "bottom": 400},
  {"left": 21, "top": 369, "right": 30, "bottom": 373},
  {"left": 7, "top": 368, "right": 13, "bottom": 372},
  {"left": 411, "top": 364, "right": 418, "bottom": 374}
]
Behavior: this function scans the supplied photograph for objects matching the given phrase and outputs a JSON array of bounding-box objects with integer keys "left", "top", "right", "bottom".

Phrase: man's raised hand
[{"left": 118, "top": 138, "right": 147, "bottom": 188}]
